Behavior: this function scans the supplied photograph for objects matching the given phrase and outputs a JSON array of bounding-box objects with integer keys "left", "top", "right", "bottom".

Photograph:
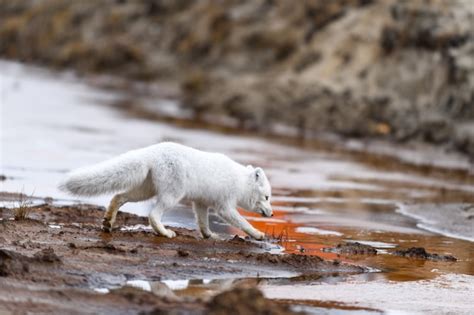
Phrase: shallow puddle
[{"left": 1, "top": 60, "right": 473, "bottom": 313}]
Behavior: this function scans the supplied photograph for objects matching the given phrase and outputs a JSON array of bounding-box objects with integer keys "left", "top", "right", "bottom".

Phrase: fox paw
[
  {"left": 162, "top": 229, "right": 176, "bottom": 238},
  {"left": 202, "top": 232, "right": 220, "bottom": 240},
  {"left": 253, "top": 231, "right": 265, "bottom": 240},
  {"left": 102, "top": 219, "right": 113, "bottom": 233}
]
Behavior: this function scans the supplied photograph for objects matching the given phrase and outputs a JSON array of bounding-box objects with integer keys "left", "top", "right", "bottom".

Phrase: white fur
[{"left": 59, "top": 142, "right": 272, "bottom": 239}]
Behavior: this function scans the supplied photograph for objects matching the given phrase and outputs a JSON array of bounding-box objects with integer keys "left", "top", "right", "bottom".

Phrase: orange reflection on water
[
  {"left": 239, "top": 208, "right": 343, "bottom": 261},
  {"left": 238, "top": 204, "right": 474, "bottom": 282}
]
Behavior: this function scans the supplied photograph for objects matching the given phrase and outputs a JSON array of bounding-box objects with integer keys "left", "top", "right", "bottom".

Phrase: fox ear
[{"left": 254, "top": 168, "right": 262, "bottom": 182}]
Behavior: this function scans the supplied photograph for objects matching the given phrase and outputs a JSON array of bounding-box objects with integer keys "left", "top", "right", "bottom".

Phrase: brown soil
[
  {"left": 393, "top": 247, "right": 457, "bottom": 262},
  {"left": 0, "top": 203, "right": 364, "bottom": 314}
]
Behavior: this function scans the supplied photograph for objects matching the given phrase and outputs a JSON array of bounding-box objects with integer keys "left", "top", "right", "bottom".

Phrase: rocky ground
[
  {"left": 1, "top": 0, "right": 473, "bottom": 156},
  {"left": 0, "top": 202, "right": 365, "bottom": 314}
]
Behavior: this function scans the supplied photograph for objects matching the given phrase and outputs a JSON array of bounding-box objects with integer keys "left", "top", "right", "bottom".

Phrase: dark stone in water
[
  {"left": 393, "top": 247, "right": 457, "bottom": 262},
  {"left": 322, "top": 242, "right": 378, "bottom": 255}
]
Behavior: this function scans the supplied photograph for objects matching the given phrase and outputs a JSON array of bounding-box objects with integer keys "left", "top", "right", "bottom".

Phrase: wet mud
[{"left": 0, "top": 203, "right": 362, "bottom": 314}]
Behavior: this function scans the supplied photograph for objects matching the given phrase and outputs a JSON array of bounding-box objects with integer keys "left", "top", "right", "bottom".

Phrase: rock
[
  {"left": 393, "top": 247, "right": 457, "bottom": 262},
  {"left": 176, "top": 250, "right": 189, "bottom": 257},
  {"left": 207, "top": 286, "right": 295, "bottom": 315},
  {"left": 33, "top": 248, "right": 61, "bottom": 263},
  {"left": 0, "top": 249, "right": 30, "bottom": 276},
  {"left": 323, "top": 242, "right": 378, "bottom": 255}
]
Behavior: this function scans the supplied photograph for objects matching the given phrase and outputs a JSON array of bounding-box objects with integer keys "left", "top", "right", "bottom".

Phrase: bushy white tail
[{"left": 58, "top": 154, "right": 149, "bottom": 196}]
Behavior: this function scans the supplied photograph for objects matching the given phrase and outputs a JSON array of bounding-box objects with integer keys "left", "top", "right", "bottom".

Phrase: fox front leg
[
  {"left": 193, "top": 203, "right": 220, "bottom": 239},
  {"left": 218, "top": 207, "right": 265, "bottom": 240}
]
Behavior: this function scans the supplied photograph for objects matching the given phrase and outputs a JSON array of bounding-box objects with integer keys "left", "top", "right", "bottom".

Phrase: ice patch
[
  {"left": 396, "top": 203, "right": 474, "bottom": 243},
  {"left": 120, "top": 224, "right": 153, "bottom": 232},
  {"left": 245, "top": 216, "right": 286, "bottom": 223},
  {"left": 162, "top": 280, "right": 190, "bottom": 290},
  {"left": 273, "top": 205, "right": 326, "bottom": 214},
  {"left": 295, "top": 226, "right": 343, "bottom": 236},
  {"left": 93, "top": 288, "right": 110, "bottom": 294},
  {"left": 126, "top": 280, "right": 152, "bottom": 292},
  {"left": 416, "top": 223, "right": 474, "bottom": 243}
]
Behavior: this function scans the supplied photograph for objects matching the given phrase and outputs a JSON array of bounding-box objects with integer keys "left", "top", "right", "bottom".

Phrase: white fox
[{"left": 59, "top": 142, "right": 272, "bottom": 240}]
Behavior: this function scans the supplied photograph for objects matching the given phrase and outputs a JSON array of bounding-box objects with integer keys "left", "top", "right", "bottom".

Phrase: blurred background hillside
[{"left": 1, "top": 0, "right": 473, "bottom": 156}]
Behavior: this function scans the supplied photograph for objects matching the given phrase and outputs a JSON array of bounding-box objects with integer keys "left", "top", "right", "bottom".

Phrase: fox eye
[{"left": 265, "top": 196, "right": 269, "bottom": 201}]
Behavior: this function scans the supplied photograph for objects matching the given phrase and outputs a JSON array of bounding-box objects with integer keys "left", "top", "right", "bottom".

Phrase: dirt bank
[
  {"left": 0, "top": 202, "right": 364, "bottom": 314},
  {"left": 0, "top": 0, "right": 473, "bottom": 156}
]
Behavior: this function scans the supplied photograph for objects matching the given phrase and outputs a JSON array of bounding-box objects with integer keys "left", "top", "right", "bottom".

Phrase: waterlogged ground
[{"left": 1, "top": 61, "right": 474, "bottom": 314}]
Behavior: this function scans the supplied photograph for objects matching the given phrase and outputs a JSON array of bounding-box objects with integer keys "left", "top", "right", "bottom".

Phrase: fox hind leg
[
  {"left": 103, "top": 194, "right": 128, "bottom": 232},
  {"left": 103, "top": 173, "right": 155, "bottom": 232}
]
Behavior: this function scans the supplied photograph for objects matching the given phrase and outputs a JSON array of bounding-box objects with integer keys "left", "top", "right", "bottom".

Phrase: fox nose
[{"left": 271, "top": 213, "right": 274, "bottom": 217}]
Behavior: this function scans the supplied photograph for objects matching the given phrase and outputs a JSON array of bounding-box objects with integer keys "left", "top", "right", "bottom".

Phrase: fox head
[{"left": 242, "top": 166, "right": 273, "bottom": 217}]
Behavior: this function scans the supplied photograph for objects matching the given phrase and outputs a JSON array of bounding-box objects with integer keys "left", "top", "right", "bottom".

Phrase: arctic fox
[{"left": 59, "top": 142, "right": 272, "bottom": 240}]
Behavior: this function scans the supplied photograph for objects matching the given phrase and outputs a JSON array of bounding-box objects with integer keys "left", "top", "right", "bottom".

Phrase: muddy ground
[{"left": 0, "top": 202, "right": 365, "bottom": 314}]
